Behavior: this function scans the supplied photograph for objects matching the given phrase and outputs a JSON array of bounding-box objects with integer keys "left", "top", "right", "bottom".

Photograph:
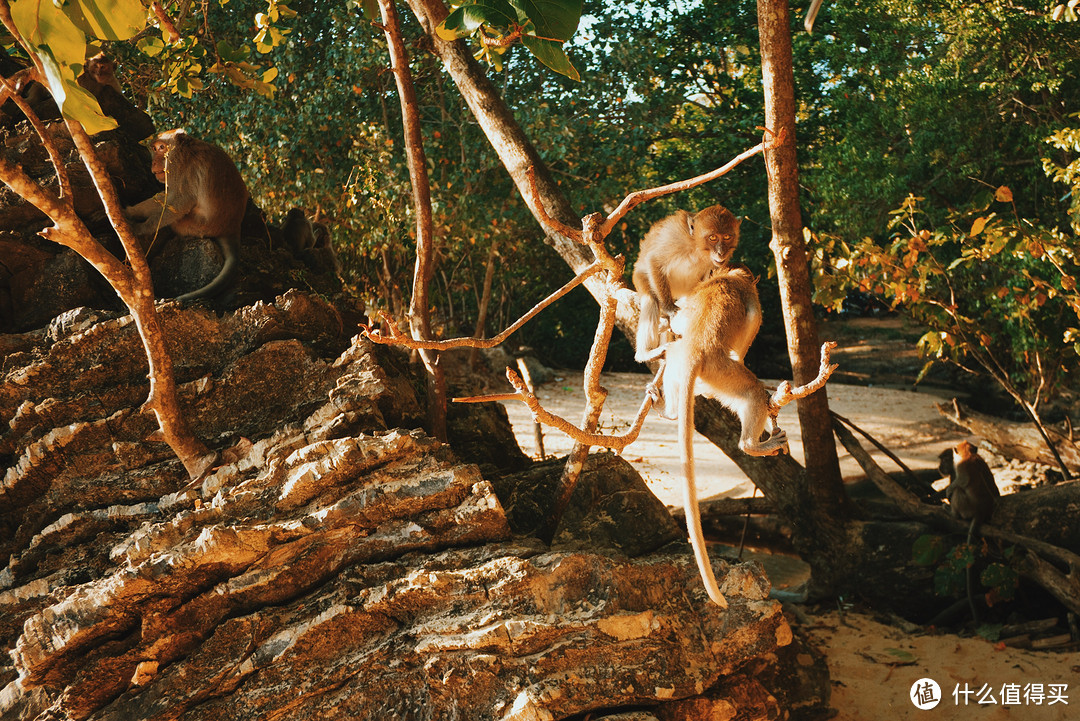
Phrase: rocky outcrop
[{"left": 1, "top": 290, "right": 794, "bottom": 720}]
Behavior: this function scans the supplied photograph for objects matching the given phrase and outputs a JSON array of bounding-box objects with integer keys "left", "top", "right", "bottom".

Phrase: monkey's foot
[{"left": 741, "top": 430, "right": 789, "bottom": 457}]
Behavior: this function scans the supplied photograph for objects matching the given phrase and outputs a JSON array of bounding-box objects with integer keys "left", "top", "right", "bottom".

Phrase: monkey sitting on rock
[{"left": 124, "top": 128, "right": 250, "bottom": 302}]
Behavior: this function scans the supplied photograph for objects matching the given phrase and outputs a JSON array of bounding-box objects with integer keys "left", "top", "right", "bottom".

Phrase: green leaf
[
  {"left": 11, "top": 0, "right": 87, "bottom": 67},
  {"left": 883, "top": 647, "right": 916, "bottom": 663},
  {"left": 66, "top": 0, "right": 146, "bottom": 42},
  {"left": 438, "top": 0, "right": 518, "bottom": 39},
  {"left": 912, "top": 534, "right": 947, "bottom": 566},
  {"left": 38, "top": 52, "right": 116, "bottom": 134},
  {"left": 513, "top": 0, "right": 582, "bottom": 41},
  {"left": 361, "top": 0, "right": 379, "bottom": 22},
  {"left": 137, "top": 35, "right": 165, "bottom": 57},
  {"left": 217, "top": 40, "right": 251, "bottom": 63},
  {"left": 521, "top": 35, "right": 580, "bottom": 81}
]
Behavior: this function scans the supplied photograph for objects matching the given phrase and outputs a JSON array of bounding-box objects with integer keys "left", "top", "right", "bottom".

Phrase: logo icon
[{"left": 911, "top": 678, "right": 942, "bottom": 710}]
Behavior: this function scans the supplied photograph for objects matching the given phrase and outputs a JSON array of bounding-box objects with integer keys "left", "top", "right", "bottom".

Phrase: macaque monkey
[
  {"left": 283, "top": 208, "right": 315, "bottom": 254},
  {"left": 938, "top": 440, "right": 999, "bottom": 621},
  {"left": 282, "top": 208, "right": 342, "bottom": 275},
  {"left": 658, "top": 265, "right": 835, "bottom": 606},
  {"left": 632, "top": 205, "right": 741, "bottom": 362},
  {"left": 124, "top": 129, "right": 250, "bottom": 301},
  {"left": 939, "top": 441, "right": 999, "bottom": 525},
  {"left": 77, "top": 53, "right": 123, "bottom": 96}
]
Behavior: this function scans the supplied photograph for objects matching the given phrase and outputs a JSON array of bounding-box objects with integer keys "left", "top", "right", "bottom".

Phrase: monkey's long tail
[
  {"left": 176, "top": 236, "right": 238, "bottom": 302},
  {"left": 634, "top": 294, "right": 661, "bottom": 363},
  {"left": 680, "top": 364, "right": 728, "bottom": 608}
]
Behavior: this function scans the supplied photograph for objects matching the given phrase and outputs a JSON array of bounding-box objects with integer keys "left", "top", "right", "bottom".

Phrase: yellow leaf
[
  {"left": 970, "top": 217, "right": 987, "bottom": 236},
  {"left": 995, "top": 186, "right": 1013, "bottom": 203}
]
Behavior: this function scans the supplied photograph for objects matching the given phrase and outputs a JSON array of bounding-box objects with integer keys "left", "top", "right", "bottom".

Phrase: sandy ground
[
  {"left": 499, "top": 373, "right": 1079, "bottom": 719},
  {"left": 801, "top": 610, "right": 1079, "bottom": 720},
  {"left": 500, "top": 371, "right": 966, "bottom": 507}
]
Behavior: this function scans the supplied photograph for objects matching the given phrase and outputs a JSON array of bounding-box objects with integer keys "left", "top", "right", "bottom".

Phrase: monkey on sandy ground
[
  {"left": 124, "top": 129, "right": 249, "bottom": 301},
  {"left": 632, "top": 205, "right": 741, "bottom": 363},
  {"left": 651, "top": 264, "right": 836, "bottom": 606}
]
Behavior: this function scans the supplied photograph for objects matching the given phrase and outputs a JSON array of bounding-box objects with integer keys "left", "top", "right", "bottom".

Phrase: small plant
[{"left": 913, "top": 534, "right": 1019, "bottom": 612}]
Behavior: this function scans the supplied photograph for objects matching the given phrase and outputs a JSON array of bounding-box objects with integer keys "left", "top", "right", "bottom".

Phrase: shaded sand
[{"left": 801, "top": 610, "right": 1078, "bottom": 720}]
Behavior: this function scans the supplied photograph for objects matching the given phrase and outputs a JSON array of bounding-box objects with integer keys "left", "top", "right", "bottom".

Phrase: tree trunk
[
  {"left": 379, "top": 0, "right": 447, "bottom": 441},
  {"left": 757, "top": 0, "right": 843, "bottom": 501}
]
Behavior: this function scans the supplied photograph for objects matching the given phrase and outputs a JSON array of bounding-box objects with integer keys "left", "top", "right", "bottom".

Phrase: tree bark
[
  {"left": 757, "top": 0, "right": 844, "bottom": 501},
  {"left": 379, "top": 0, "right": 447, "bottom": 440}
]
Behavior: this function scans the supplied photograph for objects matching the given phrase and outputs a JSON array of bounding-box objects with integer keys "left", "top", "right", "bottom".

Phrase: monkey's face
[
  {"left": 702, "top": 218, "right": 740, "bottom": 267},
  {"left": 150, "top": 139, "right": 171, "bottom": 183}
]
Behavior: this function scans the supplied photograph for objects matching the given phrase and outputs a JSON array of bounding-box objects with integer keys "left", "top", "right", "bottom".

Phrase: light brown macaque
[
  {"left": 124, "top": 129, "right": 250, "bottom": 301},
  {"left": 939, "top": 441, "right": 999, "bottom": 525},
  {"left": 77, "top": 53, "right": 123, "bottom": 96},
  {"left": 632, "top": 205, "right": 741, "bottom": 362},
  {"left": 659, "top": 265, "right": 790, "bottom": 607}
]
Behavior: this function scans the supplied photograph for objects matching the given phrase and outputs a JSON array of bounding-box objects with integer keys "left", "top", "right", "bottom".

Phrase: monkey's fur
[
  {"left": 939, "top": 441, "right": 999, "bottom": 524},
  {"left": 659, "top": 265, "right": 789, "bottom": 606},
  {"left": 633, "top": 205, "right": 741, "bottom": 363},
  {"left": 124, "top": 129, "right": 249, "bottom": 301}
]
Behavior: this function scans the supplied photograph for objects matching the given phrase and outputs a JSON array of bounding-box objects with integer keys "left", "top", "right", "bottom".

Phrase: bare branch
[
  {"left": 524, "top": 165, "right": 583, "bottom": 242},
  {"left": 365, "top": 259, "right": 605, "bottom": 349},
  {"left": 503, "top": 361, "right": 664, "bottom": 454},
  {"left": 601, "top": 126, "right": 786, "bottom": 237},
  {"left": 149, "top": 1, "right": 182, "bottom": 43},
  {"left": 768, "top": 340, "right": 838, "bottom": 413}
]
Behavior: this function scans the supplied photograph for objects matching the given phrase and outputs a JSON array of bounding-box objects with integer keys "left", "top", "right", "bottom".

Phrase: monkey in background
[
  {"left": 124, "top": 129, "right": 250, "bottom": 301},
  {"left": 77, "top": 53, "right": 123, "bottom": 96},
  {"left": 939, "top": 441, "right": 999, "bottom": 525},
  {"left": 282, "top": 207, "right": 342, "bottom": 276},
  {"left": 938, "top": 440, "right": 999, "bottom": 621},
  {"left": 632, "top": 205, "right": 741, "bottom": 363}
]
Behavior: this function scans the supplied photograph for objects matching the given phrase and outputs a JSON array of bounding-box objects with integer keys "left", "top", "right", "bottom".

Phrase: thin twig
[
  {"left": 365, "top": 259, "right": 605, "bottom": 349},
  {"left": 600, "top": 126, "right": 786, "bottom": 237},
  {"left": 503, "top": 361, "right": 664, "bottom": 454},
  {"left": 831, "top": 411, "right": 920, "bottom": 484},
  {"left": 0, "top": 74, "right": 72, "bottom": 201}
]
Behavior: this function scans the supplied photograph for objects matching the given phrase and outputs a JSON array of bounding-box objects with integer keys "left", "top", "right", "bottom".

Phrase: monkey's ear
[{"left": 686, "top": 215, "right": 695, "bottom": 235}]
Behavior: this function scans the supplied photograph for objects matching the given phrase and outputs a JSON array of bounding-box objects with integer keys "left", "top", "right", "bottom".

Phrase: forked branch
[
  {"left": 768, "top": 341, "right": 839, "bottom": 415},
  {"left": 364, "top": 259, "right": 605, "bottom": 350},
  {"left": 500, "top": 362, "right": 665, "bottom": 454}
]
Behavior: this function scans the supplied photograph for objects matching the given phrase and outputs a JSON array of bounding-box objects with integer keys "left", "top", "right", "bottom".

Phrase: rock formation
[{"left": 0, "top": 108, "right": 806, "bottom": 721}]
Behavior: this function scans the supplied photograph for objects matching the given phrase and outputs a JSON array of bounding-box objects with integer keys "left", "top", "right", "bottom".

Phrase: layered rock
[{"left": 1, "top": 291, "right": 794, "bottom": 720}]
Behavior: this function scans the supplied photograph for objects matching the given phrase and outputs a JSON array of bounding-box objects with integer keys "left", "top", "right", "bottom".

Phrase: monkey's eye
[{"left": 707, "top": 234, "right": 718, "bottom": 244}]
